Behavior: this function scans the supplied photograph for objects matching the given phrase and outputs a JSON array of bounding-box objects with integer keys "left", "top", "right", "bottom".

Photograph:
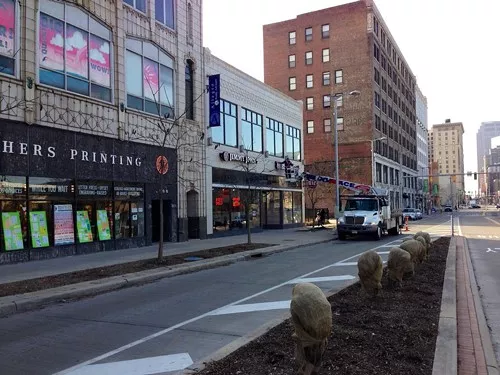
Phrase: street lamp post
[{"left": 332, "top": 90, "right": 360, "bottom": 217}]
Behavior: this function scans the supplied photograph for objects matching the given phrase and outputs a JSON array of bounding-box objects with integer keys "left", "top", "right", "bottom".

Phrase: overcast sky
[{"left": 204, "top": 0, "right": 500, "bottom": 194}]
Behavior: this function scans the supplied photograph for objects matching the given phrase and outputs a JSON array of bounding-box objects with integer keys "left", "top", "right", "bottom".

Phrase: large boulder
[
  {"left": 387, "top": 247, "right": 413, "bottom": 286},
  {"left": 357, "top": 250, "right": 383, "bottom": 297}
]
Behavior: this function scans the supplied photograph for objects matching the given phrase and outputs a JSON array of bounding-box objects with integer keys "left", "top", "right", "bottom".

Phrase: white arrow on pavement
[{"left": 487, "top": 248, "right": 497, "bottom": 253}]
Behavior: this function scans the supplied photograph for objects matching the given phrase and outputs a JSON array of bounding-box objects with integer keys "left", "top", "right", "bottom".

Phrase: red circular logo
[{"left": 156, "top": 156, "right": 169, "bottom": 175}]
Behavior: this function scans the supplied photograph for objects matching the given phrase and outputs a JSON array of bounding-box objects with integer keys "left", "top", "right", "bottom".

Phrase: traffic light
[{"left": 474, "top": 173, "right": 477, "bottom": 180}]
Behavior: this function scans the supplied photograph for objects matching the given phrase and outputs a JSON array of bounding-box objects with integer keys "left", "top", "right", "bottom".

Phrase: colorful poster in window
[
  {"left": 54, "top": 204, "right": 74, "bottom": 245},
  {"left": 0, "top": 0, "right": 15, "bottom": 57},
  {"left": 1, "top": 212, "right": 23, "bottom": 251},
  {"left": 65, "top": 25, "right": 88, "bottom": 79},
  {"left": 76, "top": 210, "right": 93, "bottom": 243},
  {"left": 143, "top": 58, "right": 159, "bottom": 100},
  {"left": 29, "top": 211, "right": 50, "bottom": 248},
  {"left": 96, "top": 210, "right": 111, "bottom": 241},
  {"left": 39, "top": 13, "right": 64, "bottom": 72},
  {"left": 89, "top": 35, "right": 110, "bottom": 87}
]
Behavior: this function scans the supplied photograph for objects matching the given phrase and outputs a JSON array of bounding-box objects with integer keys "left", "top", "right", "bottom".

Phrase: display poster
[
  {"left": 89, "top": 35, "right": 110, "bottom": 87},
  {"left": 54, "top": 204, "right": 74, "bottom": 245},
  {"left": 76, "top": 211, "right": 93, "bottom": 243},
  {"left": 143, "top": 58, "right": 159, "bottom": 100},
  {"left": 0, "top": 0, "right": 15, "bottom": 57},
  {"left": 1, "top": 212, "right": 24, "bottom": 251},
  {"left": 96, "top": 210, "right": 111, "bottom": 241},
  {"left": 39, "top": 13, "right": 64, "bottom": 71},
  {"left": 29, "top": 211, "right": 50, "bottom": 248},
  {"left": 65, "top": 24, "right": 88, "bottom": 79}
]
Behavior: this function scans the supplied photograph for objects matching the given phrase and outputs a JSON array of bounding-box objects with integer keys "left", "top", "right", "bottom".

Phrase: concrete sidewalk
[{"left": 0, "top": 227, "right": 336, "bottom": 285}]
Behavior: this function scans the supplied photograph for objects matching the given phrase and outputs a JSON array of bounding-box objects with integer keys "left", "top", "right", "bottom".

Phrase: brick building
[
  {"left": 0, "top": 0, "right": 205, "bottom": 263},
  {"left": 263, "top": 0, "right": 418, "bottom": 213}
]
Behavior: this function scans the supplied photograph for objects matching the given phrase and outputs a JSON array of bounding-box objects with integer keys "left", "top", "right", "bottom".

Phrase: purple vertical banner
[{"left": 208, "top": 74, "right": 221, "bottom": 127}]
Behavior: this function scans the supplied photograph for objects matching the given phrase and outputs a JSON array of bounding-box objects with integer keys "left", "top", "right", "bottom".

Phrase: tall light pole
[
  {"left": 333, "top": 90, "right": 360, "bottom": 217},
  {"left": 371, "top": 136, "right": 387, "bottom": 188}
]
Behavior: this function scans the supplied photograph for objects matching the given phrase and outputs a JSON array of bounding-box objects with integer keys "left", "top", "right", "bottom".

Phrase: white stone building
[
  {"left": 0, "top": 0, "right": 205, "bottom": 263},
  {"left": 203, "top": 49, "right": 304, "bottom": 237},
  {"left": 415, "top": 85, "right": 429, "bottom": 210}
]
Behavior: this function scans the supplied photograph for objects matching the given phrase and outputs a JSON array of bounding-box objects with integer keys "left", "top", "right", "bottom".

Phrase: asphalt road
[
  {"left": 458, "top": 212, "right": 500, "bottom": 364},
  {"left": 0, "top": 214, "right": 457, "bottom": 375}
]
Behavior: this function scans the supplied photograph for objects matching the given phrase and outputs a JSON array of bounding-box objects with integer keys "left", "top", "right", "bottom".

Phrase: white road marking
[
  {"left": 487, "top": 248, "right": 497, "bottom": 253},
  {"left": 63, "top": 353, "right": 193, "bottom": 375},
  {"left": 289, "top": 275, "right": 355, "bottom": 284},
  {"left": 486, "top": 217, "right": 500, "bottom": 226},
  {"left": 209, "top": 301, "right": 291, "bottom": 315},
  {"left": 333, "top": 261, "right": 387, "bottom": 267}
]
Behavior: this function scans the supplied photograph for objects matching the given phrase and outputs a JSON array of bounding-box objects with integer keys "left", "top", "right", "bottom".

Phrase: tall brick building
[{"left": 263, "top": 0, "right": 418, "bottom": 213}]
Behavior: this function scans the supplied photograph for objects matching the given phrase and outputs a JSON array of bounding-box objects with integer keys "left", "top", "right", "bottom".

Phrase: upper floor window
[
  {"left": 307, "top": 120, "right": 314, "bottom": 134},
  {"left": 321, "top": 24, "right": 330, "bottom": 39},
  {"left": 286, "top": 125, "right": 301, "bottom": 161},
  {"left": 38, "top": 1, "right": 112, "bottom": 102},
  {"left": 305, "top": 51, "right": 313, "bottom": 65},
  {"left": 124, "top": 0, "right": 147, "bottom": 13},
  {"left": 306, "top": 74, "right": 313, "bottom": 88},
  {"left": 323, "top": 95, "right": 331, "bottom": 108},
  {"left": 125, "top": 38, "right": 174, "bottom": 116},
  {"left": 322, "top": 71, "right": 330, "bottom": 86},
  {"left": 212, "top": 99, "right": 237, "bottom": 147},
  {"left": 306, "top": 97, "right": 314, "bottom": 111},
  {"left": 241, "top": 108, "right": 263, "bottom": 152},
  {"left": 155, "top": 0, "right": 175, "bottom": 29},
  {"left": 0, "top": 0, "right": 17, "bottom": 76},
  {"left": 324, "top": 118, "right": 331, "bottom": 132},
  {"left": 305, "top": 27, "right": 313, "bottom": 41},
  {"left": 185, "top": 60, "right": 194, "bottom": 120},
  {"left": 266, "top": 118, "right": 284, "bottom": 157},
  {"left": 335, "top": 69, "right": 343, "bottom": 84},
  {"left": 289, "top": 77, "right": 296, "bottom": 91},
  {"left": 289, "top": 31, "right": 296, "bottom": 45},
  {"left": 322, "top": 48, "right": 330, "bottom": 62},
  {"left": 288, "top": 54, "right": 296, "bottom": 68},
  {"left": 337, "top": 117, "right": 344, "bottom": 131},
  {"left": 186, "top": 3, "right": 193, "bottom": 39}
]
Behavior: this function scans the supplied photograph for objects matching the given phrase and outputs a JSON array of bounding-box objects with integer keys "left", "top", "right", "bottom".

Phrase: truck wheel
[
  {"left": 373, "top": 226, "right": 382, "bottom": 240},
  {"left": 338, "top": 231, "right": 347, "bottom": 240}
]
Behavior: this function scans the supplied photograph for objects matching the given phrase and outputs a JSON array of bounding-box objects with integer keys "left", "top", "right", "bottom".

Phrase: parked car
[
  {"left": 415, "top": 209, "right": 423, "bottom": 220},
  {"left": 496, "top": 204, "right": 500, "bottom": 209},
  {"left": 444, "top": 206, "right": 453, "bottom": 212},
  {"left": 402, "top": 208, "right": 418, "bottom": 220},
  {"left": 470, "top": 204, "right": 481, "bottom": 209}
]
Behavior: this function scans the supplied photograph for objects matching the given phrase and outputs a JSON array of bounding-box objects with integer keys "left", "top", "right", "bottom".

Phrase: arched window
[
  {"left": 0, "top": 0, "right": 17, "bottom": 76},
  {"left": 38, "top": 0, "right": 112, "bottom": 102},
  {"left": 125, "top": 38, "right": 174, "bottom": 117},
  {"left": 185, "top": 60, "right": 194, "bottom": 120}
]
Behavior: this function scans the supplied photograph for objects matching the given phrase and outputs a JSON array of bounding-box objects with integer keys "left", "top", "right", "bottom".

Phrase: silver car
[
  {"left": 415, "top": 209, "right": 423, "bottom": 220},
  {"left": 402, "top": 208, "right": 418, "bottom": 221}
]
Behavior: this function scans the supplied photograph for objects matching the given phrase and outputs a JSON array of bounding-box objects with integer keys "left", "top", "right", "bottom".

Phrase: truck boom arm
[{"left": 302, "top": 172, "right": 375, "bottom": 195}]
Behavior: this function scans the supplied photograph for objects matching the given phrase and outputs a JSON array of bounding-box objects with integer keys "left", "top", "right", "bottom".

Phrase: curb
[
  {"left": 181, "top": 278, "right": 358, "bottom": 374},
  {"left": 0, "top": 237, "right": 336, "bottom": 318},
  {"left": 463, "top": 237, "right": 500, "bottom": 375},
  {"left": 432, "top": 236, "right": 457, "bottom": 375}
]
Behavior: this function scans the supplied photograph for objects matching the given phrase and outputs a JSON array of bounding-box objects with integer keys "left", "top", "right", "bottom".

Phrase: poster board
[
  {"left": 1, "top": 212, "right": 24, "bottom": 251},
  {"left": 29, "top": 211, "right": 50, "bottom": 248},
  {"left": 76, "top": 211, "right": 93, "bottom": 243},
  {"left": 54, "top": 204, "right": 75, "bottom": 245},
  {"left": 96, "top": 210, "right": 111, "bottom": 241}
]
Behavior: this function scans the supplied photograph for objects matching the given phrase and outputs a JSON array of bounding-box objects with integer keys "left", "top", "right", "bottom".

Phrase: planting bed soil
[
  {"left": 196, "top": 236, "right": 451, "bottom": 375},
  {"left": 0, "top": 243, "right": 272, "bottom": 298}
]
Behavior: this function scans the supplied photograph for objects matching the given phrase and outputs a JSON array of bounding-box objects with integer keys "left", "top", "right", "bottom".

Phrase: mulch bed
[
  {"left": 197, "top": 236, "right": 451, "bottom": 375},
  {"left": 0, "top": 243, "right": 272, "bottom": 298}
]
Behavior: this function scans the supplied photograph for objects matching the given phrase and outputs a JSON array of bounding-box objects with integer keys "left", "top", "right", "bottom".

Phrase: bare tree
[{"left": 304, "top": 160, "right": 335, "bottom": 226}]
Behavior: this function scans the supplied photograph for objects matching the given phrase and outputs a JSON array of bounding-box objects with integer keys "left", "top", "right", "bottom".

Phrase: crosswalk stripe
[
  {"left": 209, "top": 301, "right": 290, "bottom": 315},
  {"left": 289, "top": 275, "right": 355, "bottom": 284}
]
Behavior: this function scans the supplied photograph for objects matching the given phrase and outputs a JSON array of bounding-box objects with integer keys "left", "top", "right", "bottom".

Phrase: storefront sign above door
[{"left": 219, "top": 151, "right": 257, "bottom": 164}]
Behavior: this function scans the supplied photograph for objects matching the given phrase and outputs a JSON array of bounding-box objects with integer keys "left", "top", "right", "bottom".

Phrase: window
[
  {"left": 288, "top": 54, "right": 296, "bottom": 68},
  {"left": 337, "top": 117, "right": 344, "bottom": 131},
  {"left": 335, "top": 69, "right": 343, "bottom": 84},
  {"left": 211, "top": 99, "right": 237, "bottom": 147},
  {"left": 334, "top": 94, "right": 343, "bottom": 107},
  {"left": 185, "top": 60, "right": 194, "bottom": 120},
  {"left": 374, "top": 68, "right": 380, "bottom": 84},
  {"left": 383, "top": 165, "right": 388, "bottom": 184},
  {"left": 375, "top": 114, "right": 381, "bottom": 130},
  {"left": 39, "top": 2, "right": 112, "bottom": 101},
  {"left": 305, "top": 27, "right": 312, "bottom": 41},
  {"left": 124, "top": 0, "right": 146, "bottom": 12},
  {"left": 289, "top": 77, "right": 296, "bottom": 91},
  {"left": 266, "top": 118, "right": 284, "bottom": 157},
  {"left": 241, "top": 108, "right": 263, "bottom": 152},
  {"left": 321, "top": 24, "right": 330, "bottom": 38},
  {"left": 305, "top": 51, "right": 313, "bottom": 65},
  {"left": 323, "top": 95, "right": 331, "bottom": 108},
  {"left": 306, "top": 74, "right": 313, "bottom": 88},
  {"left": 307, "top": 120, "right": 314, "bottom": 134},
  {"left": 289, "top": 31, "right": 296, "bottom": 45},
  {"left": 374, "top": 92, "right": 380, "bottom": 108},
  {"left": 125, "top": 38, "right": 174, "bottom": 116},
  {"left": 286, "top": 125, "right": 301, "bottom": 161},
  {"left": 306, "top": 97, "right": 314, "bottom": 110},
  {"left": 186, "top": 3, "right": 193, "bottom": 39},
  {"left": 322, "top": 48, "right": 330, "bottom": 62},
  {"left": 324, "top": 118, "right": 331, "bottom": 132},
  {"left": 322, "top": 71, "right": 330, "bottom": 86},
  {"left": 0, "top": 0, "right": 16, "bottom": 76},
  {"left": 155, "top": 0, "right": 174, "bottom": 29},
  {"left": 376, "top": 163, "right": 382, "bottom": 182}
]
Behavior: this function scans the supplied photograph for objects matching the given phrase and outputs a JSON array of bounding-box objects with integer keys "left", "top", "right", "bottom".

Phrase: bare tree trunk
[
  {"left": 158, "top": 174, "right": 164, "bottom": 261},
  {"left": 311, "top": 203, "right": 315, "bottom": 228},
  {"left": 246, "top": 201, "right": 252, "bottom": 245}
]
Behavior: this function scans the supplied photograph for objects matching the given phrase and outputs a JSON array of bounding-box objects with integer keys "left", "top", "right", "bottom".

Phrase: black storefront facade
[
  {"left": 0, "top": 120, "right": 178, "bottom": 264},
  {"left": 211, "top": 166, "right": 303, "bottom": 237}
]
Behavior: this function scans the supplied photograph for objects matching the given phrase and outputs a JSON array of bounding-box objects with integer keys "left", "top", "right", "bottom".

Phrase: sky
[{"left": 203, "top": 0, "right": 500, "bottom": 194}]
